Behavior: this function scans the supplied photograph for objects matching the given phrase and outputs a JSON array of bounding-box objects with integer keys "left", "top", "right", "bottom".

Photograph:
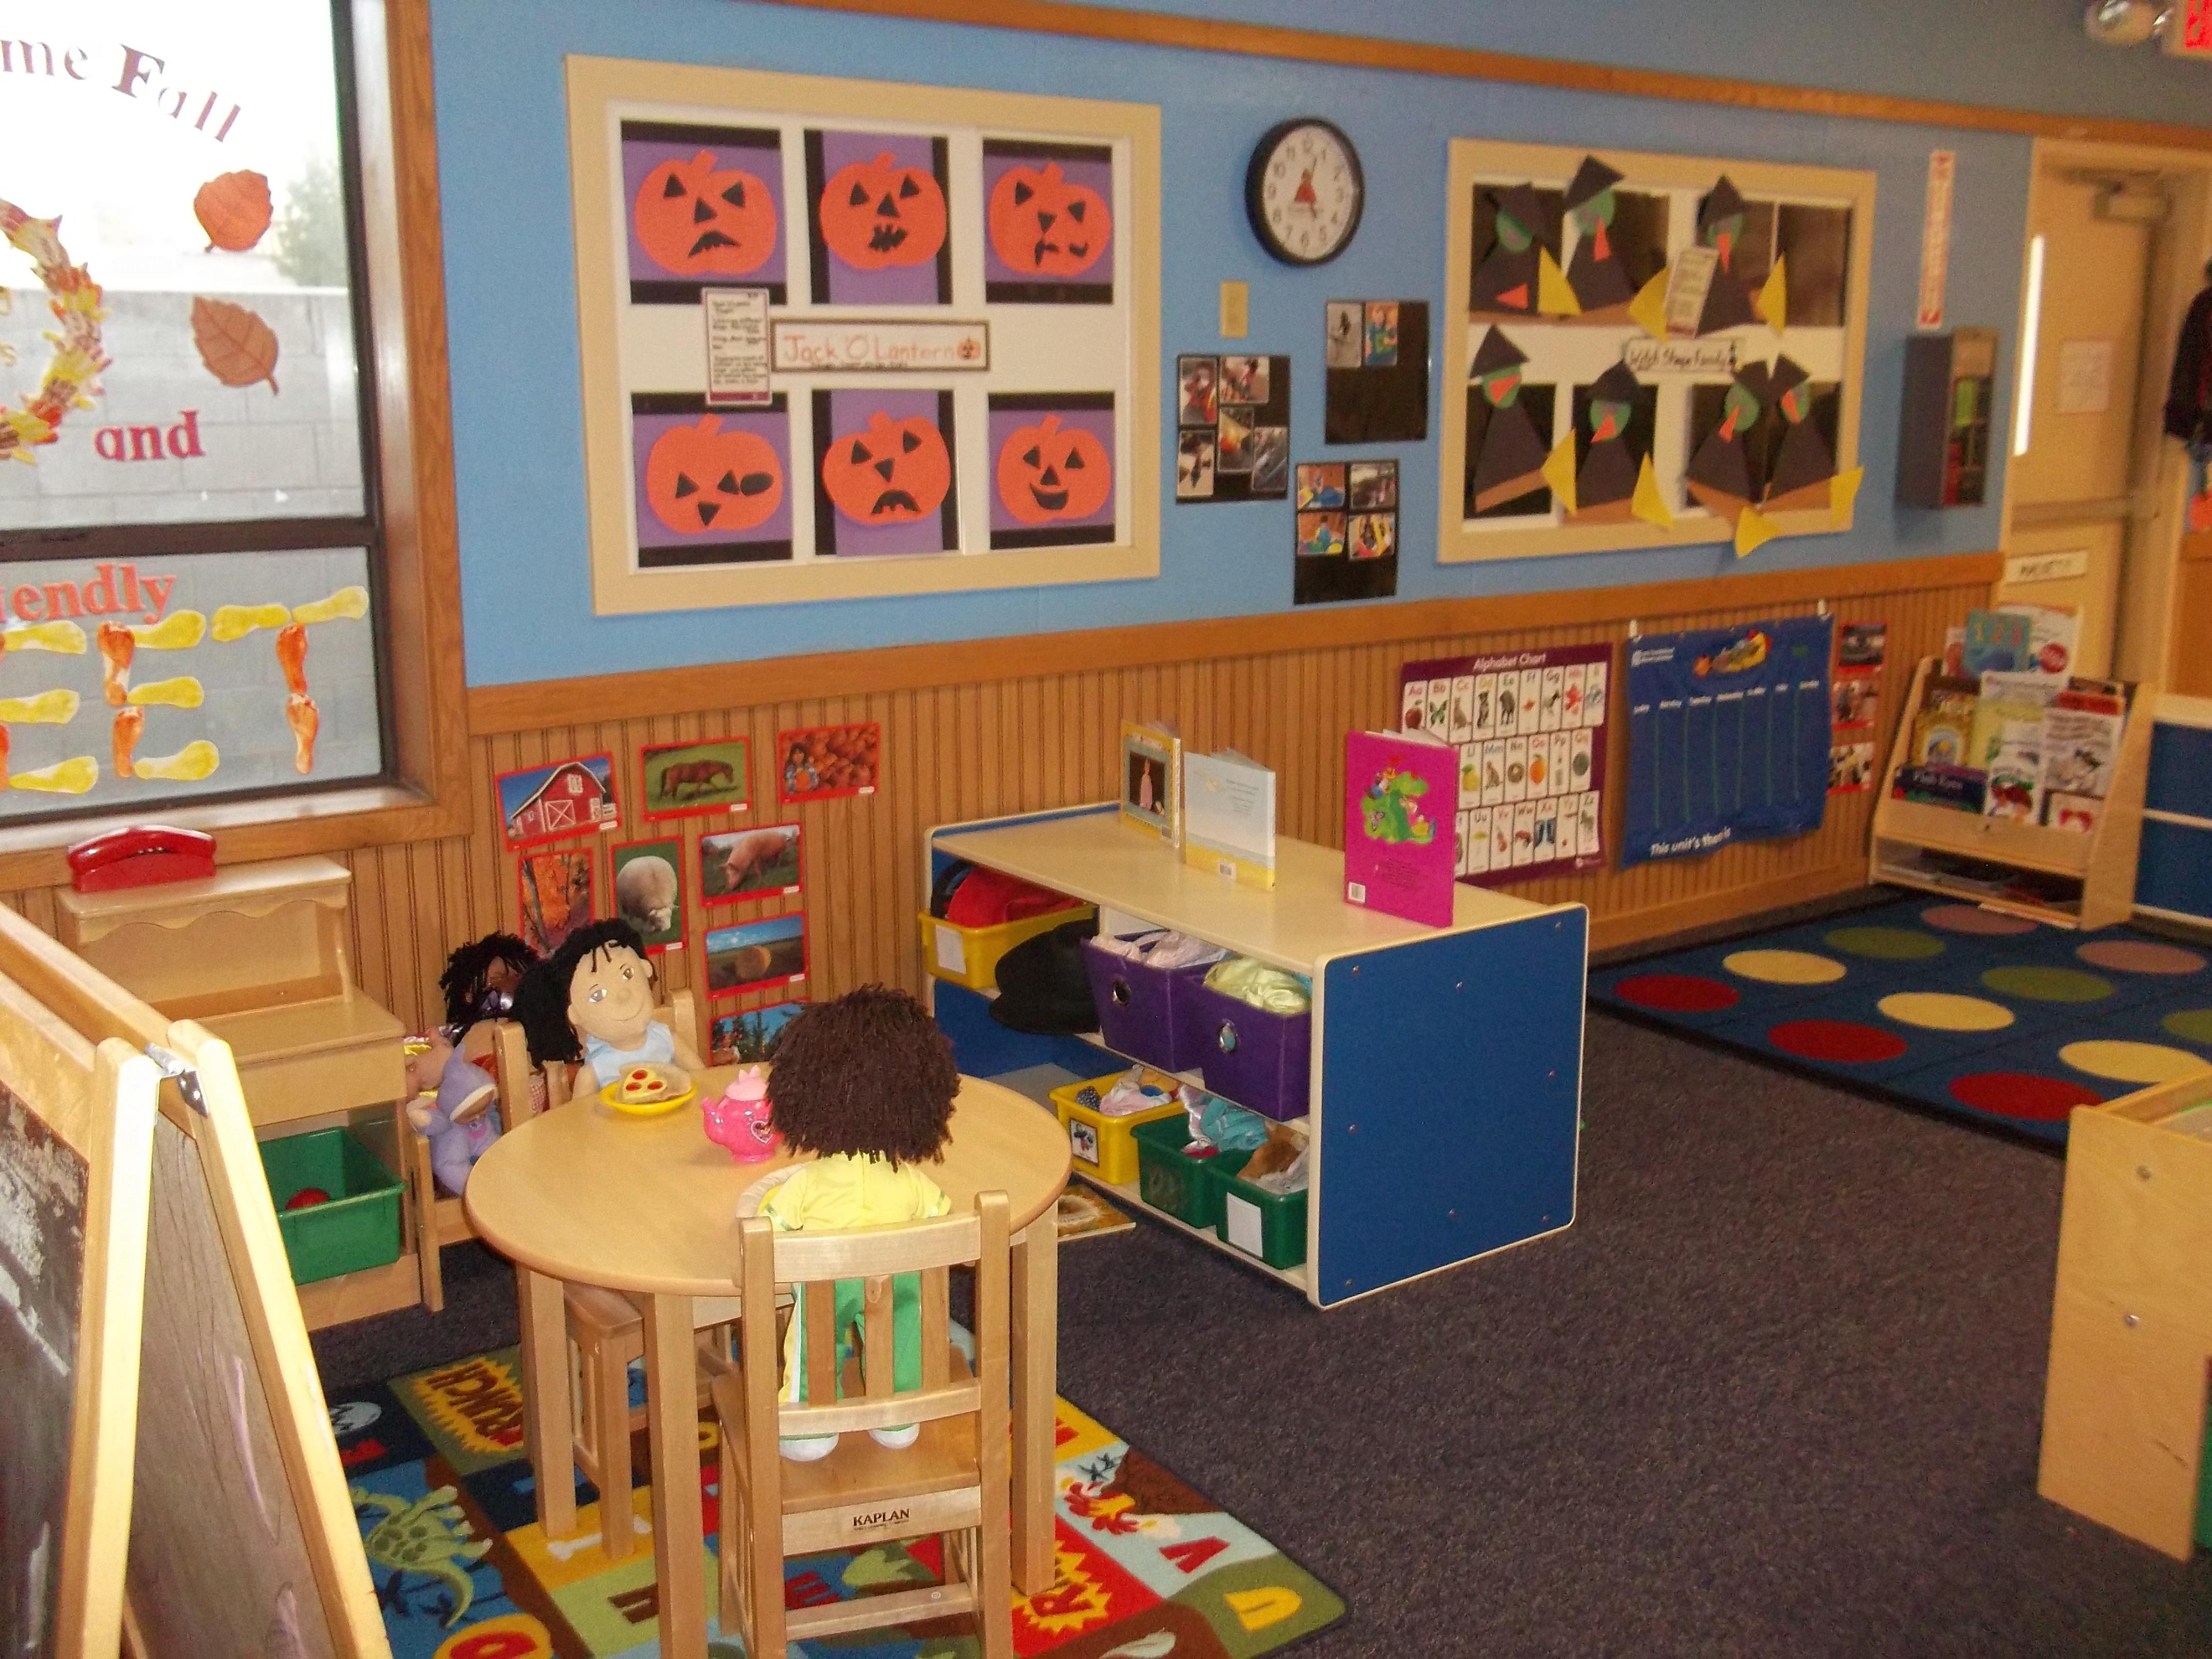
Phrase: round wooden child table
[{"left": 466, "top": 1067, "right": 1070, "bottom": 1659}]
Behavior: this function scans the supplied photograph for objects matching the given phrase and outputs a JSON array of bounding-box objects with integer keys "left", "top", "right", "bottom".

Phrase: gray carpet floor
[{"left": 312, "top": 1010, "right": 2212, "bottom": 1658}]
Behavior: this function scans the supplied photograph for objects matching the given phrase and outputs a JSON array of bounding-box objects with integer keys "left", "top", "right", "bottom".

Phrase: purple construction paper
[
  {"left": 814, "top": 131, "right": 945, "bottom": 305},
  {"left": 982, "top": 151, "right": 1114, "bottom": 291},
  {"left": 987, "top": 403, "right": 1116, "bottom": 533},
  {"left": 631, "top": 407, "right": 793, "bottom": 550},
  {"left": 622, "top": 133, "right": 785, "bottom": 288},
  {"left": 820, "top": 388, "right": 956, "bottom": 557}
]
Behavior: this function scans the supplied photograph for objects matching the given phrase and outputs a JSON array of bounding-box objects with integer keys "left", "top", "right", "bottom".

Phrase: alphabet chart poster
[
  {"left": 1621, "top": 614, "right": 1831, "bottom": 867},
  {"left": 1400, "top": 641, "right": 1612, "bottom": 888}
]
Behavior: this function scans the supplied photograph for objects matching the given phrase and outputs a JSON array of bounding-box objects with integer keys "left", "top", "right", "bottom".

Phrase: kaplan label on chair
[{"left": 794, "top": 1484, "right": 981, "bottom": 1552}]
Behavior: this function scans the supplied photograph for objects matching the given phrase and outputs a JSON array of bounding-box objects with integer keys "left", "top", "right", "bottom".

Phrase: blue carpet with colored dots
[{"left": 1589, "top": 894, "right": 2212, "bottom": 1144}]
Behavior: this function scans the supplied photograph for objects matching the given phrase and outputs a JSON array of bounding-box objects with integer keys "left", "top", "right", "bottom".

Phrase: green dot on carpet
[{"left": 1824, "top": 925, "right": 1944, "bottom": 962}]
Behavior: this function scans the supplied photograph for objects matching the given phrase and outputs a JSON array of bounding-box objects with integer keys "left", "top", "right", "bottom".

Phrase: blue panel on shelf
[
  {"left": 2137, "top": 817, "right": 2212, "bottom": 924},
  {"left": 2145, "top": 720, "right": 2212, "bottom": 821},
  {"left": 932, "top": 981, "right": 1109, "bottom": 1085},
  {"left": 1314, "top": 907, "right": 1585, "bottom": 1306}
]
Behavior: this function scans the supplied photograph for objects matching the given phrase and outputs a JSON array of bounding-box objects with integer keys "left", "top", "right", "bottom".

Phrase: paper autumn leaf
[
  {"left": 193, "top": 170, "right": 272, "bottom": 252},
  {"left": 190, "top": 296, "right": 280, "bottom": 393}
]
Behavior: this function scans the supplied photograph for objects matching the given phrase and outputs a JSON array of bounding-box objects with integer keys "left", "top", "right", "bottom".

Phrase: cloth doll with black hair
[{"left": 511, "top": 919, "right": 705, "bottom": 1094}]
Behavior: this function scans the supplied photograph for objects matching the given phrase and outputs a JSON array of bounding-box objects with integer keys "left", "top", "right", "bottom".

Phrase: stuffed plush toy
[
  {"left": 438, "top": 932, "right": 539, "bottom": 1035},
  {"left": 404, "top": 1033, "right": 500, "bottom": 1196},
  {"left": 512, "top": 918, "right": 707, "bottom": 1093}
]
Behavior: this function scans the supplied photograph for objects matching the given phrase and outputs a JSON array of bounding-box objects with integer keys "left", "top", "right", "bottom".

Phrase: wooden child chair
[
  {"left": 711, "top": 1191, "right": 1013, "bottom": 1659},
  {"left": 398, "top": 1018, "right": 536, "bottom": 1313}
]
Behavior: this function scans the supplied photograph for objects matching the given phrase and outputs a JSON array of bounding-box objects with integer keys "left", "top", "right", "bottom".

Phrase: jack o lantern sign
[
  {"left": 644, "top": 416, "right": 785, "bottom": 535},
  {"left": 986, "top": 159, "right": 1111, "bottom": 281},
  {"left": 633, "top": 148, "right": 778, "bottom": 278},
  {"left": 820, "top": 408, "right": 953, "bottom": 525},
  {"left": 818, "top": 151, "right": 948, "bottom": 271},
  {"left": 995, "top": 413, "right": 1113, "bottom": 525}
]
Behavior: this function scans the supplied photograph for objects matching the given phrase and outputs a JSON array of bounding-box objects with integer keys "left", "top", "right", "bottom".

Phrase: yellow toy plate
[{"left": 598, "top": 1062, "right": 697, "bottom": 1117}]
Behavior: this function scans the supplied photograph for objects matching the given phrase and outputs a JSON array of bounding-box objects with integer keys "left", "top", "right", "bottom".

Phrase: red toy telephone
[{"left": 65, "top": 825, "right": 218, "bottom": 892}]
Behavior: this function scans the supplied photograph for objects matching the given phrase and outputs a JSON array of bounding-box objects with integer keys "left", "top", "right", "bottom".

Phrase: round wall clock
[{"left": 1245, "top": 118, "right": 1364, "bottom": 267}]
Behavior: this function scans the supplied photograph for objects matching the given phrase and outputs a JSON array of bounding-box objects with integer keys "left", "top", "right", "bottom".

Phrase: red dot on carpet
[
  {"left": 1767, "top": 1019, "right": 1909, "bottom": 1063},
  {"left": 1946, "top": 1071, "right": 2103, "bottom": 1121},
  {"left": 1614, "top": 973, "right": 1739, "bottom": 1013}
]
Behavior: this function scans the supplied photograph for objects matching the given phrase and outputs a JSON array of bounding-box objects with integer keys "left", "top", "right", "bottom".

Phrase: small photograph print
[
  {"left": 1364, "top": 301, "right": 1400, "bottom": 366},
  {"left": 1296, "top": 511, "right": 1347, "bottom": 557},
  {"left": 702, "top": 823, "right": 803, "bottom": 904},
  {"left": 1839, "top": 622, "right": 1889, "bottom": 669},
  {"left": 1348, "top": 511, "right": 1397, "bottom": 560},
  {"left": 1325, "top": 301, "right": 1364, "bottom": 368},
  {"left": 1177, "top": 355, "right": 1219, "bottom": 427},
  {"left": 1828, "top": 740, "right": 1875, "bottom": 793},
  {"left": 1176, "top": 430, "right": 1216, "bottom": 499},
  {"left": 705, "top": 912, "right": 808, "bottom": 998},
  {"left": 1296, "top": 462, "right": 1347, "bottom": 510},
  {"left": 1347, "top": 460, "right": 1398, "bottom": 510},
  {"left": 777, "top": 723, "right": 879, "bottom": 803},
  {"left": 1216, "top": 405, "right": 1256, "bottom": 474},
  {"left": 517, "top": 849, "right": 597, "bottom": 958},
  {"left": 710, "top": 998, "right": 806, "bottom": 1064},
  {"left": 1248, "top": 428, "right": 1289, "bottom": 494},
  {"left": 1831, "top": 673, "right": 1878, "bottom": 730},
  {"left": 640, "top": 737, "right": 750, "bottom": 821},
  {"left": 610, "top": 838, "right": 685, "bottom": 952},
  {"left": 498, "top": 754, "right": 620, "bottom": 850},
  {"left": 1220, "top": 354, "right": 1271, "bottom": 404}
]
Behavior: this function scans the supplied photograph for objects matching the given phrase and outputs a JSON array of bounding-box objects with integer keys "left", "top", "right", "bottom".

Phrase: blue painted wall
[{"left": 430, "top": 0, "right": 2146, "bottom": 687}]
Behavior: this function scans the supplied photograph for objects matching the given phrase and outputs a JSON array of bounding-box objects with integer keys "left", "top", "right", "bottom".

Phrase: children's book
[
  {"left": 1182, "top": 749, "right": 1277, "bottom": 888},
  {"left": 1120, "top": 721, "right": 1183, "bottom": 845},
  {"left": 1961, "top": 608, "right": 2031, "bottom": 676},
  {"left": 1343, "top": 728, "right": 1457, "bottom": 926}
]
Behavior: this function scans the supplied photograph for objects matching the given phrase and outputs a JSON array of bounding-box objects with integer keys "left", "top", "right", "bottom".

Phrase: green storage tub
[
  {"left": 258, "top": 1127, "right": 404, "bottom": 1285},
  {"left": 2198, "top": 1406, "right": 2211, "bottom": 1549},
  {"left": 1216, "top": 1168, "right": 1308, "bottom": 1270},
  {"left": 1131, "top": 1115, "right": 1248, "bottom": 1232}
]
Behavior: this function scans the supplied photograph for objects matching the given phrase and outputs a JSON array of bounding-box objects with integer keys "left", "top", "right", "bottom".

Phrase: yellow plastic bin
[
  {"left": 919, "top": 903, "right": 1096, "bottom": 992},
  {"left": 1049, "top": 1071, "right": 1184, "bottom": 1185}
]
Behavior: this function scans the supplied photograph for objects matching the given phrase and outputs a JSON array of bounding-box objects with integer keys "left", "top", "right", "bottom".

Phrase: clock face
[{"left": 1248, "top": 120, "right": 1363, "bottom": 267}]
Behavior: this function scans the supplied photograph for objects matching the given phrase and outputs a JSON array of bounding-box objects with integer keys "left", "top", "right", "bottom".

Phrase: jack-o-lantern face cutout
[
  {"left": 996, "top": 414, "right": 1112, "bottom": 525},
  {"left": 987, "top": 162, "right": 1111, "bottom": 279},
  {"left": 820, "top": 410, "right": 952, "bottom": 524},
  {"left": 633, "top": 149, "right": 777, "bottom": 277},
  {"left": 644, "top": 417, "right": 784, "bottom": 534},
  {"left": 818, "top": 152, "right": 947, "bottom": 271}
]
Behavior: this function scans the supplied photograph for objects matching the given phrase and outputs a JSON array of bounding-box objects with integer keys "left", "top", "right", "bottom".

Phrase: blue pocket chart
[{"left": 1624, "top": 615, "right": 1831, "bottom": 867}]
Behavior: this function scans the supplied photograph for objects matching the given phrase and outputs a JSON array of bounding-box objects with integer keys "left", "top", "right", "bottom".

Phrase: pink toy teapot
[{"left": 702, "top": 1065, "right": 780, "bottom": 1163}]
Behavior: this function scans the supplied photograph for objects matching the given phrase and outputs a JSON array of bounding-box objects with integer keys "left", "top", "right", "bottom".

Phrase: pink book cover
[{"left": 1344, "top": 729, "right": 1458, "bottom": 926}]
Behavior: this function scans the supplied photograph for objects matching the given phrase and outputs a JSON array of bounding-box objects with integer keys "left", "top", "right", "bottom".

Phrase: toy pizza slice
[{"left": 600, "top": 1061, "right": 695, "bottom": 1115}]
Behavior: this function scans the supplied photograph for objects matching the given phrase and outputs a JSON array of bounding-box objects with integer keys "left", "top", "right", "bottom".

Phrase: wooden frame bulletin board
[
  {"left": 567, "top": 55, "right": 1161, "bottom": 615},
  {"left": 1438, "top": 140, "right": 1874, "bottom": 564}
]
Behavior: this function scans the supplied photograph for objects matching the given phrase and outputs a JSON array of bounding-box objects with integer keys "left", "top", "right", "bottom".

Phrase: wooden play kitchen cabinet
[{"left": 923, "top": 805, "right": 1588, "bottom": 1307}]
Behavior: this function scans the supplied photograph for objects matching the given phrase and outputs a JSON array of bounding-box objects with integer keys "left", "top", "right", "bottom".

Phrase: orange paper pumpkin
[
  {"left": 820, "top": 409, "right": 952, "bottom": 524},
  {"left": 633, "top": 149, "right": 777, "bottom": 277},
  {"left": 986, "top": 162, "right": 1110, "bottom": 279},
  {"left": 996, "top": 414, "right": 1112, "bottom": 524},
  {"left": 644, "top": 417, "right": 784, "bottom": 534},
  {"left": 193, "top": 170, "right": 272, "bottom": 252},
  {"left": 818, "top": 152, "right": 947, "bottom": 271}
]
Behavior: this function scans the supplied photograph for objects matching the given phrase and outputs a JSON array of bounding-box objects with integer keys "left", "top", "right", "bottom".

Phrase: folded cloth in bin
[
  {"left": 1181, "top": 1084, "right": 1271, "bottom": 1153},
  {"left": 1093, "top": 1064, "right": 1182, "bottom": 1117},
  {"left": 1202, "top": 955, "right": 1312, "bottom": 1014},
  {"left": 1091, "top": 930, "right": 1229, "bottom": 971},
  {"left": 944, "top": 866, "right": 1081, "bottom": 928}
]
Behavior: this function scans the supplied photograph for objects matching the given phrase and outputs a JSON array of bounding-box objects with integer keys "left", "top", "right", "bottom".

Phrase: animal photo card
[
  {"left": 640, "top": 736, "right": 750, "bottom": 821},
  {"left": 701, "top": 824, "right": 803, "bottom": 904},
  {"left": 611, "top": 838, "right": 685, "bottom": 951},
  {"left": 1174, "top": 353, "right": 1290, "bottom": 503},
  {"left": 497, "top": 753, "right": 621, "bottom": 850}
]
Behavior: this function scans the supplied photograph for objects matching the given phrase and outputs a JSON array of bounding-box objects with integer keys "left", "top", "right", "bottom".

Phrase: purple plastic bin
[
  {"left": 1081, "top": 935, "right": 1212, "bottom": 1071},
  {"left": 1189, "top": 978, "right": 1312, "bottom": 1121}
]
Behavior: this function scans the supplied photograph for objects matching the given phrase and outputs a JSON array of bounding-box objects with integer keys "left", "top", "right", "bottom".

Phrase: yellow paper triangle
[
  {"left": 1829, "top": 465, "right": 1864, "bottom": 523},
  {"left": 1627, "top": 267, "right": 1669, "bottom": 339},
  {"left": 1756, "top": 254, "right": 1787, "bottom": 332},
  {"left": 1540, "top": 433, "right": 1579, "bottom": 512},
  {"left": 1537, "top": 246, "right": 1581, "bottom": 316},
  {"left": 1630, "top": 453, "right": 1673, "bottom": 527},
  {"left": 1734, "top": 505, "right": 1782, "bottom": 558}
]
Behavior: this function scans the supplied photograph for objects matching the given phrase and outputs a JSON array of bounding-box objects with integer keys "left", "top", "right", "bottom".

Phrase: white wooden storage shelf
[{"left": 924, "top": 805, "right": 1589, "bottom": 1307}]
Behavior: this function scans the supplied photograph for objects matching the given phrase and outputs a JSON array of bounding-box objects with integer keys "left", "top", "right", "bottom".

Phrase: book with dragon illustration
[{"left": 1343, "top": 728, "right": 1457, "bottom": 926}]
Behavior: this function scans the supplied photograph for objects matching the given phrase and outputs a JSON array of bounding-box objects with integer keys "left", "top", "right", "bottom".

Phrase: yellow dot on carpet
[
  {"left": 2057, "top": 1040, "right": 2212, "bottom": 1085},
  {"left": 1722, "top": 949, "right": 1846, "bottom": 985},
  {"left": 1877, "top": 993, "right": 2015, "bottom": 1033}
]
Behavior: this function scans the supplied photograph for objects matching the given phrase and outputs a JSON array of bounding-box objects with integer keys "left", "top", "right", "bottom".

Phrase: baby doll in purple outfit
[{"left": 404, "top": 1033, "right": 501, "bottom": 1197}]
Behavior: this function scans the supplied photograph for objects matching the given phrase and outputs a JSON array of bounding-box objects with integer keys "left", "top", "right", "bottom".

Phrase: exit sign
[{"left": 2168, "top": 0, "right": 2212, "bottom": 56}]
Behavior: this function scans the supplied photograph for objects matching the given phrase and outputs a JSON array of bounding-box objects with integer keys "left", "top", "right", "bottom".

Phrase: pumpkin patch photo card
[
  {"left": 811, "top": 388, "right": 961, "bottom": 557},
  {"left": 982, "top": 138, "right": 1115, "bottom": 305},
  {"left": 620, "top": 120, "right": 787, "bottom": 304},
  {"left": 988, "top": 392, "right": 1117, "bottom": 548},
  {"left": 778, "top": 722, "right": 881, "bottom": 803},
  {"left": 629, "top": 393, "right": 793, "bottom": 567},
  {"left": 803, "top": 130, "right": 953, "bottom": 305}
]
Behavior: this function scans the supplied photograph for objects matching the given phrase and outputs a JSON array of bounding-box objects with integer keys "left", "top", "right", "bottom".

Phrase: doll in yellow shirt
[{"left": 757, "top": 986, "right": 957, "bottom": 1461}]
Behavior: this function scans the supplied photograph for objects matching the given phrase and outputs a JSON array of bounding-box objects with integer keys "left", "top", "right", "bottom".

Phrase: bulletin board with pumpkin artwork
[
  {"left": 1437, "top": 141, "right": 1874, "bottom": 567},
  {"left": 567, "top": 58, "right": 1162, "bottom": 615}
]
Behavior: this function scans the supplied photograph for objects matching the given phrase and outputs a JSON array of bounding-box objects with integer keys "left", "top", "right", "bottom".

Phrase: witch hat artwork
[
  {"left": 1694, "top": 175, "right": 1758, "bottom": 335},
  {"left": 1762, "top": 355, "right": 1836, "bottom": 510},
  {"left": 1571, "top": 362, "right": 1645, "bottom": 523},
  {"left": 1471, "top": 183, "right": 1549, "bottom": 315},
  {"left": 1465, "top": 327, "right": 1553, "bottom": 514},
  {"left": 1564, "top": 156, "right": 1635, "bottom": 314}
]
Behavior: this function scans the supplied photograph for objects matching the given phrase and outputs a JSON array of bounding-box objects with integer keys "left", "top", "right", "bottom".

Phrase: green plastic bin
[
  {"left": 1215, "top": 1169, "right": 1308, "bottom": 1270},
  {"left": 2198, "top": 1406, "right": 2211, "bottom": 1549},
  {"left": 1131, "top": 1115, "right": 1248, "bottom": 1231},
  {"left": 258, "top": 1127, "right": 404, "bottom": 1285}
]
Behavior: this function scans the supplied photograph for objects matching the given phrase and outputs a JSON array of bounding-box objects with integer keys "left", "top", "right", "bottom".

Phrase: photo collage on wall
[
  {"left": 1293, "top": 457, "right": 1398, "bottom": 606},
  {"left": 1324, "top": 300, "right": 1430, "bottom": 444},
  {"left": 614, "top": 111, "right": 1128, "bottom": 572},
  {"left": 1175, "top": 354, "right": 1289, "bottom": 503},
  {"left": 1828, "top": 620, "right": 1886, "bottom": 792},
  {"left": 1401, "top": 643, "right": 1612, "bottom": 887}
]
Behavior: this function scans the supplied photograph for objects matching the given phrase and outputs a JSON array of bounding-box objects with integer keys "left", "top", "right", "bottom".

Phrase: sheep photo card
[{"left": 611, "top": 837, "right": 686, "bottom": 952}]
